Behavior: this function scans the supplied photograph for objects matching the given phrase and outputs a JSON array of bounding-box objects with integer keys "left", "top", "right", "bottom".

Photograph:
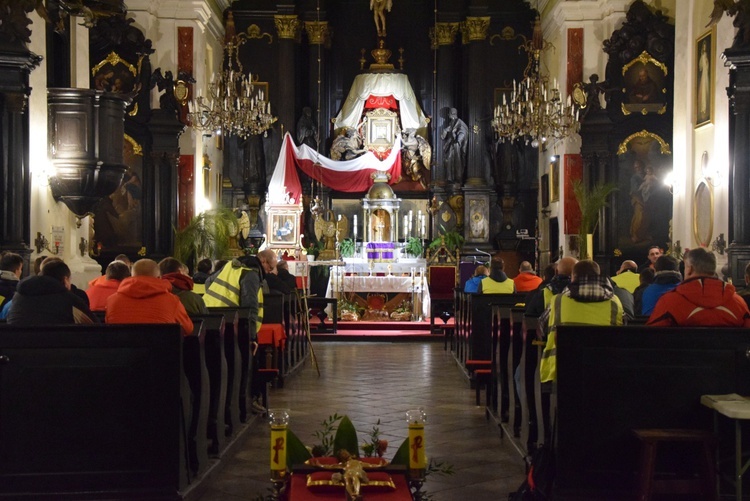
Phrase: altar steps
[{"left": 309, "top": 319, "right": 451, "bottom": 342}]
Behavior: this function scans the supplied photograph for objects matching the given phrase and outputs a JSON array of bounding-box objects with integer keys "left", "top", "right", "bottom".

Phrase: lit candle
[
  {"left": 406, "top": 409, "right": 426, "bottom": 480},
  {"left": 269, "top": 408, "right": 290, "bottom": 481}
]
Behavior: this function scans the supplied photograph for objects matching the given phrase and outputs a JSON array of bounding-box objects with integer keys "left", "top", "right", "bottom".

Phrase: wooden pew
[
  {"left": 207, "top": 307, "right": 242, "bottom": 437},
  {"left": 183, "top": 319, "right": 209, "bottom": 477},
  {"left": 554, "top": 325, "right": 750, "bottom": 498},
  {"left": 0, "top": 323, "right": 188, "bottom": 499},
  {"left": 201, "top": 312, "right": 227, "bottom": 456}
]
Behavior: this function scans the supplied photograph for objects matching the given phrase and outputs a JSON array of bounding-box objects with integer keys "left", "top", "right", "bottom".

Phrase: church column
[
  {"left": 462, "top": 15, "right": 490, "bottom": 187},
  {"left": 432, "top": 21, "right": 459, "bottom": 188},
  {"left": 0, "top": 3, "right": 42, "bottom": 274},
  {"left": 304, "top": 20, "right": 330, "bottom": 154},
  {"left": 723, "top": 48, "right": 750, "bottom": 283},
  {"left": 274, "top": 14, "right": 300, "bottom": 139}
]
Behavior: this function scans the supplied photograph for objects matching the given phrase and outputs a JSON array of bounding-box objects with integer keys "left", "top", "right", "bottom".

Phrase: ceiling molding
[
  {"left": 126, "top": 0, "right": 225, "bottom": 41},
  {"left": 542, "top": 0, "right": 630, "bottom": 36}
]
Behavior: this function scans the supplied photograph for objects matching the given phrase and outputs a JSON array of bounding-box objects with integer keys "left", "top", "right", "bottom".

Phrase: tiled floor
[{"left": 194, "top": 341, "right": 526, "bottom": 500}]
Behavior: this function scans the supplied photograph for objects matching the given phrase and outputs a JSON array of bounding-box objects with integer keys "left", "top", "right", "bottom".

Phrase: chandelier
[
  {"left": 492, "top": 16, "right": 579, "bottom": 148},
  {"left": 187, "top": 24, "right": 277, "bottom": 138}
]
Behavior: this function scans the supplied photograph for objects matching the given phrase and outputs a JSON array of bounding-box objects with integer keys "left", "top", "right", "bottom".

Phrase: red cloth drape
[{"left": 364, "top": 94, "right": 398, "bottom": 110}]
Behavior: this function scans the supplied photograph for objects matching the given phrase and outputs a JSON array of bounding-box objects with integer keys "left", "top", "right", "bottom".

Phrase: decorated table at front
[{"left": 324, "top": 258, "right": 429, "bottom": 321}]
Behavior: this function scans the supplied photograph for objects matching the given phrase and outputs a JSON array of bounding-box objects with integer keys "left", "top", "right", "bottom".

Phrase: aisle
[{"left": 194, "top": 342, "right": 526, "bottom": 501}]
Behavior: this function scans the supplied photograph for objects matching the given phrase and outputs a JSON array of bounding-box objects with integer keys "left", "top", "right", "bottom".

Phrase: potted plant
[
  {"left": 404, "top": 236, "right": 423, "bottom": 258},
  {"left": 339, "top": 238, "right": 355, "bottom": 258},
  {"left": 304, "top": 240, "right": 322, "bottom": 261},
  {"left": 571, "top": 179, "right": 618, "bottom": 260},
  {"left": 173, "top": 208, "right": 237, "bottom": 271},
  {"left": 428, "top": 229, "right": 464, "bottom": 253}
]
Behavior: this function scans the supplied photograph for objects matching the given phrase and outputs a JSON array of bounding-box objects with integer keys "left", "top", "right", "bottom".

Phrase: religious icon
[
  {"left": 695, "top": 28, "right": 714, "bottom": 127},
  {"left": 621, "top": 51, "right": 668, "bottom": 115}
]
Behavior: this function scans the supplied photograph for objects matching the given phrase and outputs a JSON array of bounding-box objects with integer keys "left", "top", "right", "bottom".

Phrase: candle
[
  {"left": 406, "top": 409, "right": 426, "bottom": 480},
  {"left": 404, "top": 215, "right": 408, "bottom": 239},
  {"left": 421, "top": 215, "right": 426, "bottom": 238},
  {"left": 268, "top": 409, "right": 290, "bottom": 481}
]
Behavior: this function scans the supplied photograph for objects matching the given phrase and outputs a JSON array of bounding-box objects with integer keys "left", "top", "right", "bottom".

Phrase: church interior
[{"left": 3, "top": 0, "right": 750, "bottom": 499}]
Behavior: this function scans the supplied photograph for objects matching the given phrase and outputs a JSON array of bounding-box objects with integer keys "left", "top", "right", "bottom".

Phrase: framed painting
[
  {"left": 621, "top": 51, "right": 668, "bottom": 116},
  {"left": 541, "top": 174, "right": 550, "bottom": 208},
  {"left": 549, "top": 156, "right": 560, "bottom": 202},
  {"left": 695, "top": 28, "right": 714, "bottom": 127}
]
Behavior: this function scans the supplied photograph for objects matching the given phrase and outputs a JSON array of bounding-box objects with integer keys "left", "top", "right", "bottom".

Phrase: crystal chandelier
[
  {"left": 492, "top": 16, "right": 579, "bottom": 148},
  {"left": 187, "top": 22, "right": 277, "bottom": 138}
]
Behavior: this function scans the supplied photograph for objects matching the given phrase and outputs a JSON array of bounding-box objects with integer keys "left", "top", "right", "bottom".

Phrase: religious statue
[
  {"left": 343, "top": 459, "right": 368, "bottom": 500},
  {"left": 314, "top": 210, "right": 348, "bottom": 260},
  {"left": 330, "top": 127, "right": 367, "bottom": 161},
  {"left": 441, "top": 108, "right": 468, "bottom": 185},
  {"left": 370, "top": 0, "right": 392, "bottom": 38},
  {"left": 401, "top": 128, "right": 431, "bottom": 188},
  {"left": 296, "top": 106, "right": 318, "bottom": 150}
]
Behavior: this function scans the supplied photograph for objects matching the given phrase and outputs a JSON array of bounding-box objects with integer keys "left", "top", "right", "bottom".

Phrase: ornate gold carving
[
  {"left": 621, "top": 50, "right": 668, "bottom": 76},
  {"left": 246, "top": 24, "right": 273, "bottom": 44},
  {"left": 431, "top": 22, "right": 459, "bottom": 47},
  {"left": 462, "top": 17, "right": 490, "bottom": 43},
  {"left": 274, "top": 15, "right": 300, "bottom": 40},
  {"left": 621, "top": 102, "right": 668, "bottom": 116},
  {"left": 304, "top": 21, "right": 329, "bottom": 45},
  {"left": 91, "top": 51, "right": 137, "bottom": 77},
  {"left": 124, "top": 134, "right": 143, "bottom": 156},
  {"left": 489, "top": 26, "right": 518, "bottom": 45},
  {"left": 616, "top": 129, "right": 671, "bottom": 155}
]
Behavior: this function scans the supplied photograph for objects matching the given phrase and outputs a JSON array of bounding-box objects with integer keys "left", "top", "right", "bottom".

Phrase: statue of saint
[
  {"left": 296, "top": 106, "right": 318, "bottom": 150},
  {"left": 441, "top": 108, "right": 468, "bottom": 184},
  {"left": 370, "top": 0, "right": 392, "bottom": 37}
]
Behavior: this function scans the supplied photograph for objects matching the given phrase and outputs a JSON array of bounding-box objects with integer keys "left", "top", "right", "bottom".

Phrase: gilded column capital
[
  {"left": 429, "top": 22, "right": 460, "bottom": 48},
  {"left": 304, "top": 21, "right": 330, "bottom": 45},
  {"left": 461, "top": 16, "right": 490, "bottom": 44},
  {"left": 274, "top": 15, "right": 301, "bottom": 40}
]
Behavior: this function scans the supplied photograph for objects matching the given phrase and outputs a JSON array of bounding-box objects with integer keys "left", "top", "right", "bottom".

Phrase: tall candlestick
[
  {"left": 404, "top": 215, "right": 408, "bottom": 240},
  {"left": 406, "top": 409, "right": 426, "bottom": 480}
]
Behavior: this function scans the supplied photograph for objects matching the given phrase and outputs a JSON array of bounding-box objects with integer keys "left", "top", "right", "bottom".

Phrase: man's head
[
  {"left": 196, "top": 258, "right": 213, "bottom": 275},
  {"left": 639, "top": 267, "right": 656, "bottom": 286},
  {"left": 490, "top": 257, "right": 504, "bottom": 274},
  {"left": 105, "top": 261, "right": 131, "bottom": 281},
  {"left": 277, "top": 260, "right": 289, "bottom": 272},
  {"left": 0, "top": 252, "right": 23, "bottom": 278},
  {"left": 158, "top": 257, "right": 186, "bottom": 276},
  {"left": 474, "top": 265, "right": 488, "bottom": 277},
  {"left": 638, "top": 69, "right": 649, "bottom": 82},
  {"left": 556, "top": 257, "right": 578, "bottom": 277},
  {"left": 114, "top": 254, "right": 132, "bottom": 267},
  {"left": 542, "top": 264, "right": 556, "bottom": 282},
  {"left": 40, "top": 259, "right": 71, "bottom": 290},
  {"left": 33, "top": 256, "right": 47, "bottom": 275},
  {"left": 519, "top": 261, "right": 533, "bottom": 273},
  {"left": 654, "top": 255, "right": 679, "bottom": 273},
  {"left": 132, "top": 259, "right": 160, "bottom": 278},
  {"left": 618, "top": 260, "right": 638, "bottom": 274},
  {"left": 571, "top": 260, "right": 600, "bottom": 282},
  {"left": 683, "top": 248, "right": 717, "bottom": 280},
  {"left": 448, "top": 107, "right": 457, "bottom": 119},
  {"left": 257, "top": 249, "right": 278, "bottom": 274},
  {"left": 647, "top": 246, "right": 662, "bottom": 264}
]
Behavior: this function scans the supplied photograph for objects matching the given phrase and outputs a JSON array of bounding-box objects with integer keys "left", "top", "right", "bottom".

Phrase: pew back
[
  {"left": 555, "top": 325, "right": 750, "bottom": 496},
  {"left": 0, "top": 323, "right": 183, "bottom": 498}
]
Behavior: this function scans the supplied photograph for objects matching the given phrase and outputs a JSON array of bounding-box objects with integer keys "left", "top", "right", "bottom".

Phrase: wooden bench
[
  {"left": 0, "top": 323, "right": 190, "bottom": 498},
  {"left": 554, "top": 325, "right": 750, "bottom": 499}
]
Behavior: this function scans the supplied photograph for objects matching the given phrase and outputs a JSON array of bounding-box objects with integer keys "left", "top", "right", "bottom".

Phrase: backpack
[{"left": 509, "top": 422, "right": 556, "bottom": 500}]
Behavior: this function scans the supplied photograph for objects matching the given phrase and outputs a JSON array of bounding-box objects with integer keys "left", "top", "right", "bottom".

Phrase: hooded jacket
[
  {"left": 162, "top": 272, "right": 208, "bottom": 315},
  {"left": 647, "top": 276, "right": 750, "bottom": 327},
  {"left": 85, "top": 278, "right": 122, "bottom": 311},
  {"left": 106, "top": 275, "right": 193, "bottom": 336},
  {"left": 7, "top": 275, "right": 96, "bottom": 325},
  {"left": 0, "top": 270, "right": 19, "bottom": 308},
  {"left": 641, "top": 270, "right": 682, "bottom": 316},
  {"left": 513, "top": 272, "right": 543, "bottom": 292}
]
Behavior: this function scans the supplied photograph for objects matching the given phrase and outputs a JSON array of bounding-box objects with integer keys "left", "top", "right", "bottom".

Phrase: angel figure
[
  {"left": 314, "top": 210, "right": 348, "bottom": 260},
  {"left": 370, "top": 0, "right": 393, "bottom": 38},
  {"left": 330, "top": 128, "right": 367, "bottom": 161},
  {"left": 401, "top": 129, "right": 431, "bottom": 188}
]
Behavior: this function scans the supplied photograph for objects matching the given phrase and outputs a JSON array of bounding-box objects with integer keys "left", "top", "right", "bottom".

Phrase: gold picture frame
[
  {"left": 695, "top": 28, "right": 714, "bottom": 128},
  {"left": 693, "top": 180, "right": 714, "bottom": 246},
  {"left": 549, "top": 155, "right": 560, "bottom": 202},
  {"left": 621, "top": 51, "right": 668, "bottom": 116},
  {"left": 364, "top": 108, "right": 399, "bottom": 154}
]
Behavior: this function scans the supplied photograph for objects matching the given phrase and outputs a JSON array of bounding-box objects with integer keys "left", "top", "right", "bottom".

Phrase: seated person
[
  {"left": 259, "top": 249, "right": 291, "bottom": 294},
  {"left": 276, "top": 260, "right": 298, "bottom": 291},
  {"left": 478, "top": 257, "right": 515, "bottom": 294},
  {"left": 464, "top": 265, "right": 488, "bottom": 293},
  {"left": 40, "top": 257, "right": 90, "bottom": 307},
  {"left": 611, "top": 260, "right": 640, "bottom": 293},
  {"left": 7, "top": 259, "right": 97, "bottom": 325},
  {"left": 633, "top": 267, "right": 655, "bottom": 316},
  {"left": 740, "top": 262, "right": 750, "bottom": 310},
  {"left": 159, "top": 257, "right": 208, "bottom": 315},
  {"left": 0, "top": 252, "right": 23, "bottom": 310},
  {"left": 192, "top": 258, "right": 213, "bottom": 284},
  {"left": 86, "top": 261, "right": 131, "bottom": 311},
  {"left": 513, "top": 261, "right": 543, "bottom": 292},
  {"left": 641, "top": 255, "right": 681, "bottom": 316},
  {"left": 106, "top": 258, "right": 193, "bottom": 336}
]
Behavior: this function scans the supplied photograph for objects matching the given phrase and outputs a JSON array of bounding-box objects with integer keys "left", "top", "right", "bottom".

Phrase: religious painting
[
  {"left": 621, "top": 51, "right": 668, "bottom": 115},
  {"left": 92, "top": 52, "right": 138, "bottom": 94},
  {"left": 465, "top": 194, "right": 489, "bottom": 243},
  {"left": 541, "top": 174, "right": 550, "bottom": 208},
  {"left": 549, "top": 156, "right": 560, "bottom": 202},
  {"left": 695, "top": 28, "right": 714, "bottom": 127},
  {"left": 614, "top": 130, "right": 673, "bottom": 255},
  {"left": 269, "top": 213, "right": 297, "bottom": 245}
]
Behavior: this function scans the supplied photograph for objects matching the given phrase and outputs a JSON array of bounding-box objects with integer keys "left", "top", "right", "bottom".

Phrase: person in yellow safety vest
[
  {"left": 524, "top": 257, "right": 578, "bottom": 317},
  {"left": 478, "top": 256, "right": 515, "bottom": 294},
  {"left": 539, "top": 260, "right": 623, "bottom": 383},
  {"left": 203, "top": 255, "right": 265, "bottom": 335},
  {"left": 610, "top": 260, "right": 640, "bottom": 294}
]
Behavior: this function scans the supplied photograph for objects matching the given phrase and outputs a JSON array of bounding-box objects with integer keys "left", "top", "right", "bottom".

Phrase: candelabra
[
  {"left": 492, "top": 16, "right": 580, "bottom": 148},
  {"left": 187, "top": 21, "right": 276, "bottom": 138}
]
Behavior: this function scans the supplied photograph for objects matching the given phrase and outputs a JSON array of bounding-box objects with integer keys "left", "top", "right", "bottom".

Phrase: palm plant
[
  {"left": 173, "top": 208, "right": 238, "bottom": 270},
  {"left": 571, "top": 179, "right": 618, "bottom": 260}
]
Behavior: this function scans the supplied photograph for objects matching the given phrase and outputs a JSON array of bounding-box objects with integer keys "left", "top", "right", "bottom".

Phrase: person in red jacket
[
  {"left": 105, "top": 258, "right": 193, "bottom": 336},
  {"left": 647, "top": 247, "right": 750, "bottom": 327},
  {"left": 86, "top": 261, "right": 130, "bottom": 311},
  {"left": 513, "top": 261, "right": 543, "bottom": 292}
]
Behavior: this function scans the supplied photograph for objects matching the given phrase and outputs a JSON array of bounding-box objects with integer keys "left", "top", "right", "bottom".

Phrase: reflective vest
[
  {"left": 193, "top": 283, "right": 205, "bottom": 295},
  {"left": 539, "top": 293, "right": 623, "bottom": 383},
  {"left": 204, "top": 263, "right": 264, "bottom": 332},
  {"left": 481, "top": 276, "right": 515, "bottom": 294}
]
